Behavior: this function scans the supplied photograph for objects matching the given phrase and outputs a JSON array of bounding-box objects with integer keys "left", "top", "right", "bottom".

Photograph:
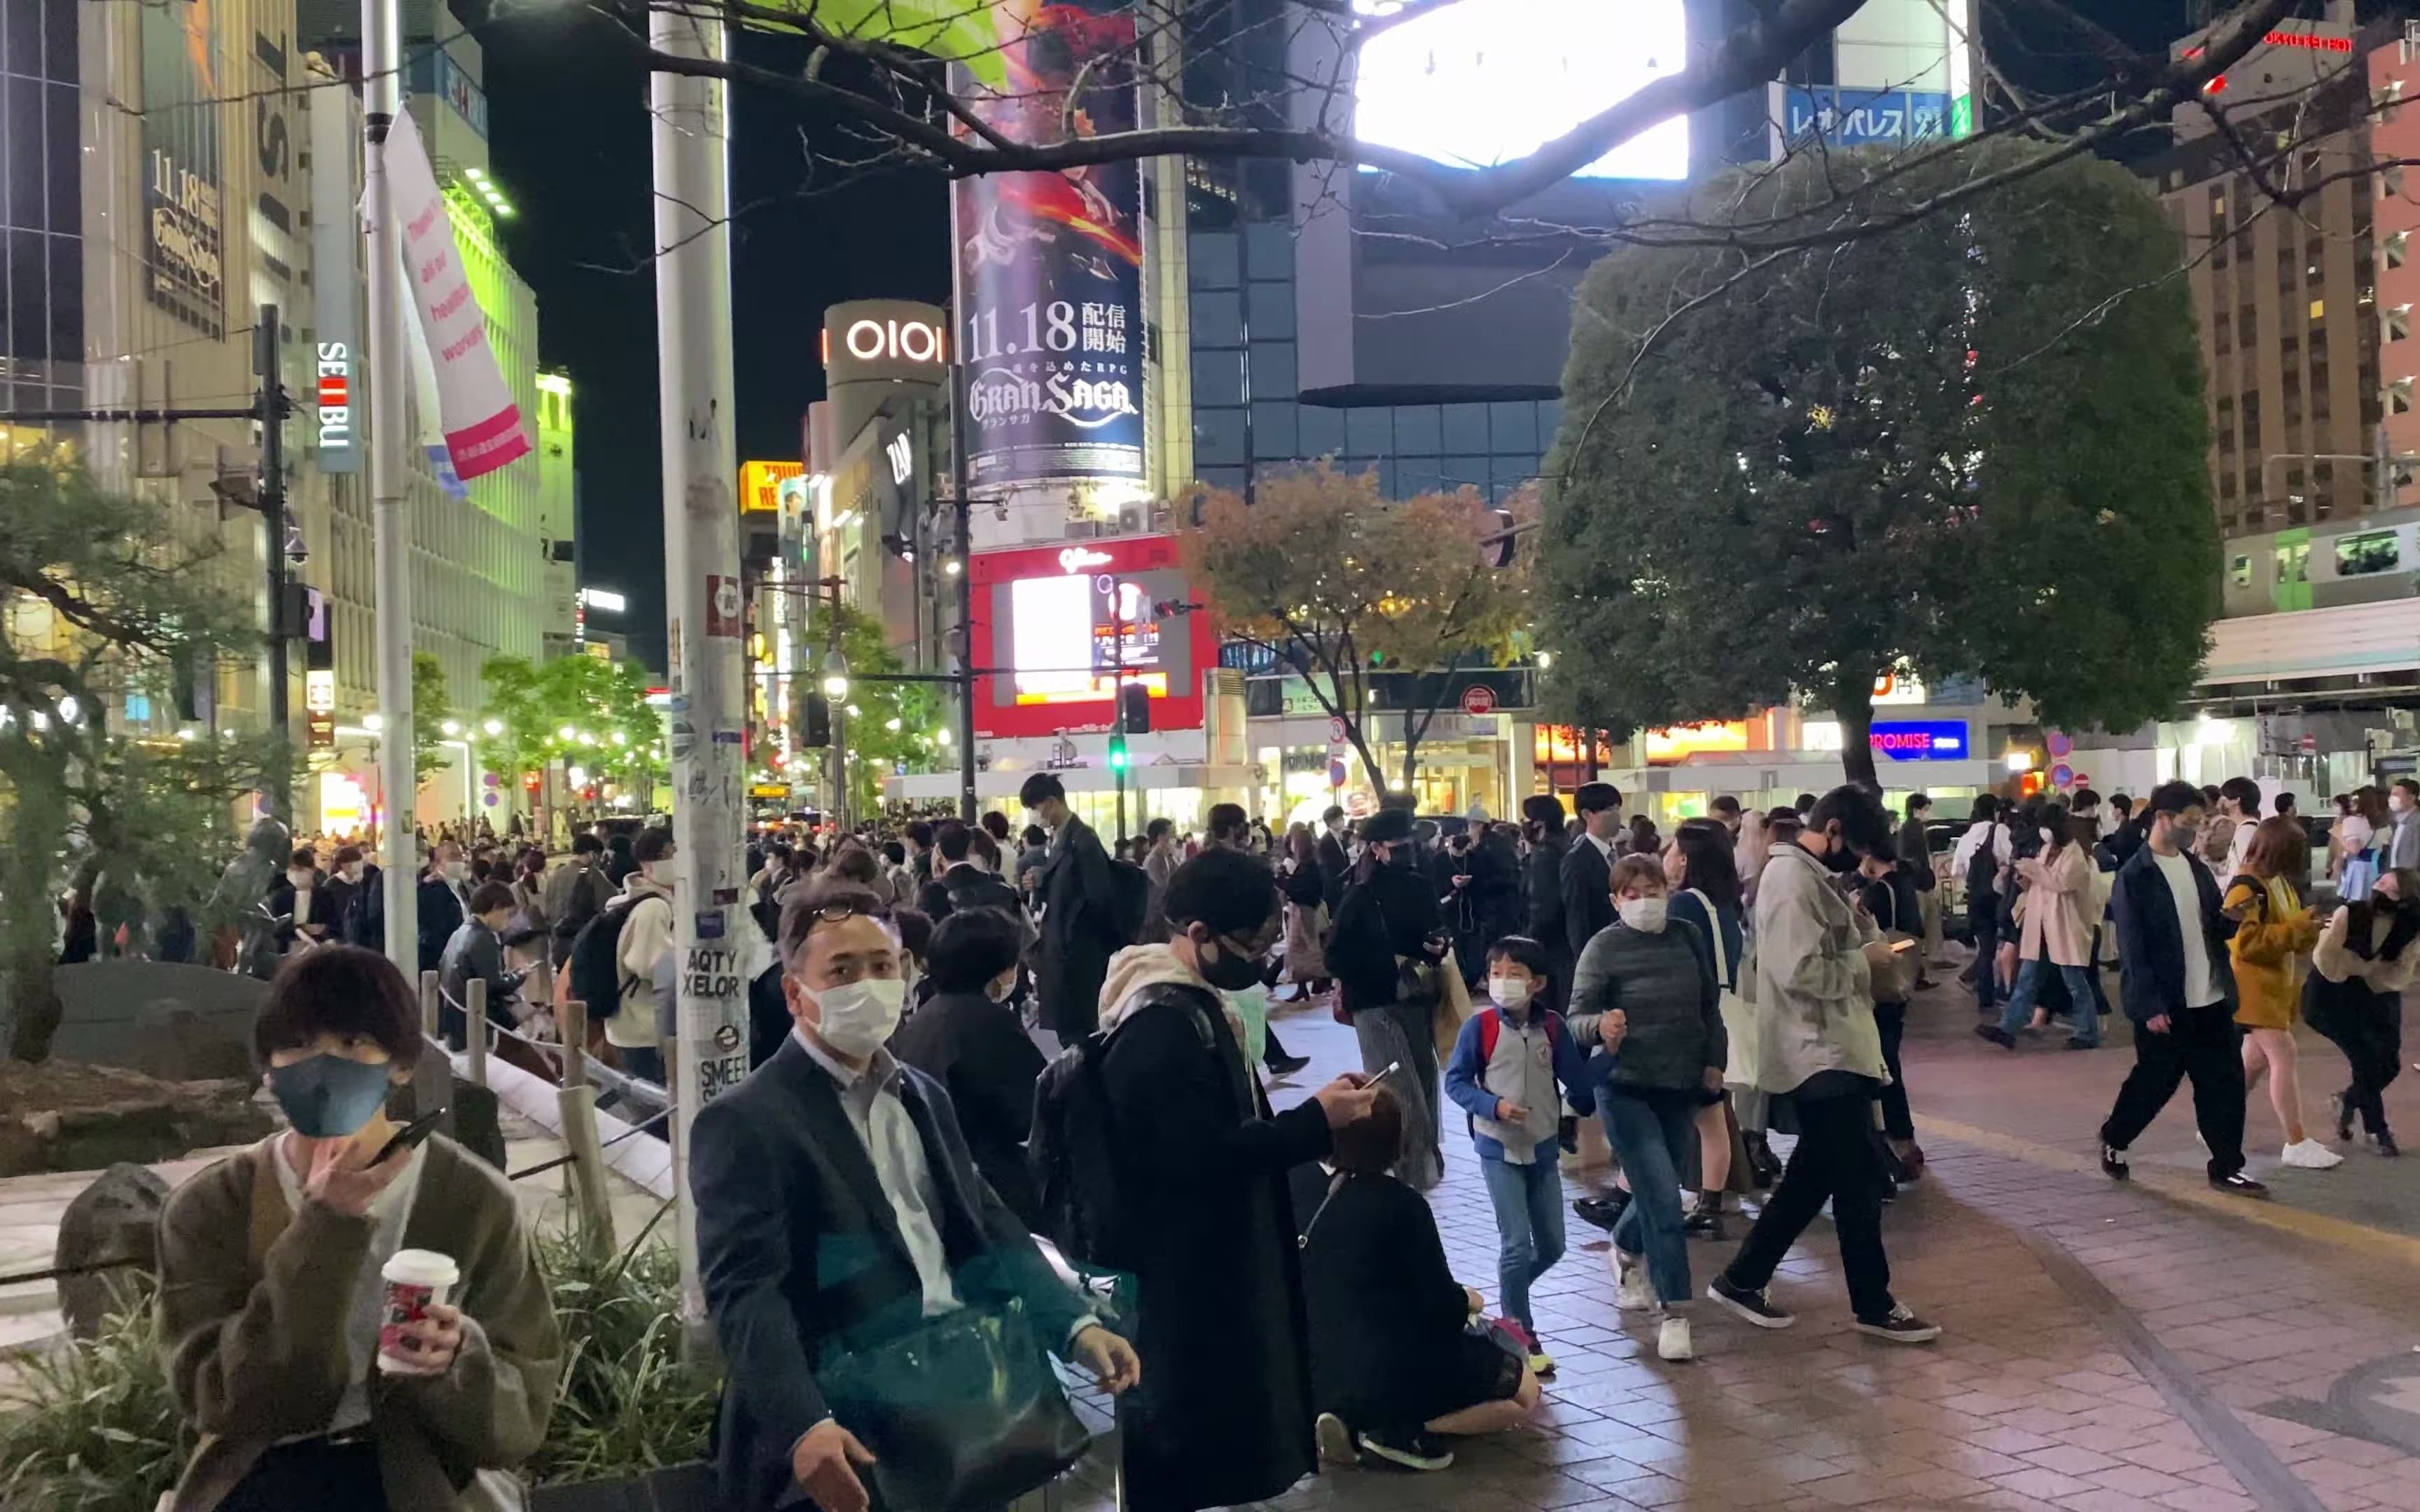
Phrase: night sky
[{"left": 473, "top": 0, "right": 2310, "bottom": 670}]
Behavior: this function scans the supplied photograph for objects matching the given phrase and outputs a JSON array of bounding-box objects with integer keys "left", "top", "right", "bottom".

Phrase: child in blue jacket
[{"left": 1442, "top": 935, "right": 1595, "bottom": 1376}]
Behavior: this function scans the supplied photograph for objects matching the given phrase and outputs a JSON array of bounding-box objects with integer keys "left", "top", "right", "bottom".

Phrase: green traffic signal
[{"left": 1108, "top": 734, "right": 1129, "bottom": 770}]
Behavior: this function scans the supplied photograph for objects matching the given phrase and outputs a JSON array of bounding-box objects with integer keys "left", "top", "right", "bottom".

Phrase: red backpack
[{"left": 1476, "top": 1005, "right": 1565, "bottom": 1059}]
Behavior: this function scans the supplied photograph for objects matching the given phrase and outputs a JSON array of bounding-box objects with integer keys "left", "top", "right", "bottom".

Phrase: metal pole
[
  {"left": 363, "top": 0, "right": 417, "bottom": 979},
  {"left": 256, "top": 304, "right": 291, "bottom": 825},
  {"left": 1113, "top": 596, "right": 1127, "bottom": 846},
  {"left": 950, "top": 358, "right": 978, "bottom": 822},
  {"left": 652, "top": 0, "right": 751, "bottom": 1355}
]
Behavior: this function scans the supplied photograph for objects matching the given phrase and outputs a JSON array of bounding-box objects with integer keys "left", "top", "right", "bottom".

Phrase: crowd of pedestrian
[{"left": 105, "top": 762, "right": 2420, "bottom": 1511}]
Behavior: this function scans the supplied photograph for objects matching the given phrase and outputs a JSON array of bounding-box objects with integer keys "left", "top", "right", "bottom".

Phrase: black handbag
[{"left": 819, "top": 1300, "right": 1091, "bottom": 1512}]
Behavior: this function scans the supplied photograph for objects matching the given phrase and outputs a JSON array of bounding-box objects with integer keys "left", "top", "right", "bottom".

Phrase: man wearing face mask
[
  {"left": 1023, "top": 772, "right": 1130, "bottom": 1040},
  {"left": 414, "top": 842, "right": 468, "bottom": 980},
  {"left": 605, "top": 827, "right": 679, "bottom": 1084},
  {"left": 1705, "top": 785, "right": 1942, "bottom": 1345},
  {"left": 326, "top": 846, "right": 376, "bottom": 950},
  {"left": 1093, "top": 848, "right": 1379, "bottom": 1510},
  {"left": 1560, "top": 783, "right": 1625, "bottom": 967},
  {"left": 267, "top": 847, "right": 336, "bottom": 957},
  {"left": 1327, "top": 806, "right": 1449, "bottom": 1190},
  {"left": 691, "top": 880, "right": 1139, "bottom": 1512},
  {"left": 891, "top": 907, "right": 1047, "bottom": 1226},
  {"left": 155, "top": 946, "right": 559, "bottom": 1510},
  {"left": 2389, "top": 778, "right": 2420, "bottom": 872}
]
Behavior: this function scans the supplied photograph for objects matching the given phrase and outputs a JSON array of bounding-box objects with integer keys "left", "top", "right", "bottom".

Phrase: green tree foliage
[
  {"left": 814, "top": 602, "right": 945, "bottom": 818},
  {"left": 1, "top": 457, "right": 269, "bottom": 1061},
  {"left": 475, "top": 652, "right": 667, "bottom": 804},
  {"left": 411, "top": 650, "right": 454, "bottom": 785},
  {"left": 1185, "top": 463, "right": 1529, "bottom": 791},
  {"left": 1541, "top": 144, "right": 2218, "bottom": 785}
]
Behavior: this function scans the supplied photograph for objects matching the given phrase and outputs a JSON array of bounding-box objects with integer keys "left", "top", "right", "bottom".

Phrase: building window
[
  {"left": 2388, "top": 231, "right": 2409, "bottom": 269},
  {"left": 2230, "top": 554, "right": 2252, "bottom": 586},
  {"left": 2392, "top": 305, "right": 2414, "bottom": 342},
  {"left": 2336, "top": 531, "right": 2402, "bottom": 576},
  {"left": 2310, "top": 298, "right": 2325, "bottom": 321},
  {"left": 2220, "top": 470, "right": 2239, "bottom": 497}
]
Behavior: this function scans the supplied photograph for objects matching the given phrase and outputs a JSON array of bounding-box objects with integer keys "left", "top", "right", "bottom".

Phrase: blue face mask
[{"left": 267, "top": 1054, "right": 394, "bottom": 1139}]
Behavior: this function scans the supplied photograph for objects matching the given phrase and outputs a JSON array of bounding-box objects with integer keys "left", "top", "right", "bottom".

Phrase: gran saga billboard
[{"left": 950, "top": 2, "right": 1146, "bottom": 493}]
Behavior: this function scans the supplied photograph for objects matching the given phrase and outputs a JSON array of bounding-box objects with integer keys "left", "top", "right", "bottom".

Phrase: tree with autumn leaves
[{"left": 1184, "top": 464, "right": 1529, "bottom": 796}]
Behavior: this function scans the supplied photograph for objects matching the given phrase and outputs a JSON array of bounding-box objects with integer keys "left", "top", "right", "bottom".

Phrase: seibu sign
[{"left": 314, "top": 343, "right": 353, "bottom": 458}]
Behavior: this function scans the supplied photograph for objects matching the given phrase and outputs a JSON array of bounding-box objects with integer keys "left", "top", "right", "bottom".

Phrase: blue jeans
[
  {"left": 618, "top": 1043, "right": 667, "bottom": 1085},
  {"left": 1600, "top": 1088, "right": 1698, "bottom": 1308},
  {"left": 1998, "top": 960, "right": 2105, "bottom": 1045},
  {"left": 1477, "top": 1152, "right": 1565, "bottom": 1332}
]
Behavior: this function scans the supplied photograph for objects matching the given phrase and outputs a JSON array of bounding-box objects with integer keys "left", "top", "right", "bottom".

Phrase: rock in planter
[
  {"left": 0, "top": 1060, "right": 274, "bottom": 1177},
  {"left": 55, "top": 1161, "right": 169, "bottom": 1339}
]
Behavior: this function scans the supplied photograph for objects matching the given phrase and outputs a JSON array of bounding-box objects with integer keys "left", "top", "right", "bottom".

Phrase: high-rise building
[
  {"left": 2149, "top": 12, "right": 2420, "bottom": 785},
  {"left": 536, "top": 372, "right": 580, "bottom": 660}
]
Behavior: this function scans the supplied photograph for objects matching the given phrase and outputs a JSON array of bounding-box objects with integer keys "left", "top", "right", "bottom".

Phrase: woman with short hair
[{"left": 157, "top": 946, "right": 559, "bottom": 1511}]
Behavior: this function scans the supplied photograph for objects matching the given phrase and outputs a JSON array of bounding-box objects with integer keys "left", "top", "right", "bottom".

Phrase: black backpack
[
  {"left": 1105, "top": 860, "right": 1152, "bottom": 946},
  {"left": 568, "top": 897, "right": 639, "bottom": 1021}
]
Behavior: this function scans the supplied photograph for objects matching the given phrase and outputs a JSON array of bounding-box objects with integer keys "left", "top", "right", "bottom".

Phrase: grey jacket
[
  {"left": 1739, "top": 842, "right": 1886, "bottom": 1094},
  {"left": 1566, "top": 918, "right": 1725, "bottom": 1093},
  {"left": 2391, "top": 812, "right": 2420, "bottom": 872}
]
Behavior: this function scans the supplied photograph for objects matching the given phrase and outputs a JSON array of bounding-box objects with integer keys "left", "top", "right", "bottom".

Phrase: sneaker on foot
[
  {"left": 2280, "top": 1138, "right": 2343, "bottom": 1170},
  {"left": 1265, "top": 1054, "right": 1312, "bottom": 1077},
  {"left": 2063, "top": 1037, "right": 2099, "bottom": 1050},
  {"left": 2332, "top": 1093, "right": 2356, "bottom": 1143},
  {"left": 2210, "top": 1170, "right": 2270, "bottom": 1198},
  {"left": 1315, "top": 1412, "right": 1357, "bottom": 1468},
  {"left": 2100, "top": 1142, "right": 2130, "bottom": 1181},
  {"left": 2377, "top": 1130, "right": 2400, "bottom": 1158},
  {"left": 1573, "top": 1194, "right": 1627, "bottom": 1231},
  {"left": 1657, "top": 1313, "right": 1694, "bottom": 1362},
  {"left": 1705, "top": 1275, "right": 1795, "bottom": 1329},
  {"left": 1974, "top": 1024, "right": 2016, "bottom": 1049},
  {"left": 1854, "top": 1303, "right": 1942, "bottom": 1343},
  {"left": 1613, "top": 1252, "right": 1654, "bottom": 1312},
  {"left": 1356, "top": 1431, "right": 1453, "bottom": 1473}
]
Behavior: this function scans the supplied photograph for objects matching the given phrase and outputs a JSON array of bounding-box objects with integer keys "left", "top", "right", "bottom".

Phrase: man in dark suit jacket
[
  {"left": 1560, "top": 781, "right": 1625, "bottom": 962},
  {"left": 1520, "top": 794, "right": 1573, "bottom": 1011},
  {"left": 1022, "top": 772, "right": 1127, "bottom": 1038},
  {"left": 1316, "top": 804, "right": 1352, "bottom": 913},
  {"left": 2099, "top": 780, "right": 2258, "bottom": 1196},
  {"left": 693, "top": 878, "right": 1138, "bottom": 1512}
]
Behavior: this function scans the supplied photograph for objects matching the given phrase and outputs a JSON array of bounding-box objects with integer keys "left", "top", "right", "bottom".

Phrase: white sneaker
[
  {"left": 2280, "top": 1138, "right": 2344, "bottom": 1170},
  {"left": 1613, "top": 1252, "right": 1654, "bottom": 1311},
  {"left": 1657, "top": 1312, "right": 1694, "bottom": 1362}
]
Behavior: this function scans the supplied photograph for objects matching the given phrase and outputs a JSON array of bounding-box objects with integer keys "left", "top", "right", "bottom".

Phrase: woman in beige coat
[{"left": 1977, "top": 819, "right": 2105, "bottom": 1049}]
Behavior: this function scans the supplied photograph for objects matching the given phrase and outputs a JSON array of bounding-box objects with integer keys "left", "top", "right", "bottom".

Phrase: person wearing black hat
[{"left": 1325, "top": 805, "right": 1449, "bottom": 1189}]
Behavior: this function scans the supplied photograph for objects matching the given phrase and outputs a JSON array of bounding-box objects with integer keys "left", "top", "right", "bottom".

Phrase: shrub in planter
[{"left": 0, "top": 1214, "right": 714, "bottom": 1509}]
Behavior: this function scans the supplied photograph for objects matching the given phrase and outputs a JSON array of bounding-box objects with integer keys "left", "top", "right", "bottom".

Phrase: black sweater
[{"left": 1302, "top": 1171, "right": 1470, "bottom": 1433}]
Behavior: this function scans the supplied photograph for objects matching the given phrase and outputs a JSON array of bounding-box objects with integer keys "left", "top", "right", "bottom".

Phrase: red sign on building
[{"left": 966, "top": 535, "right": 1214, "bottom": 739}]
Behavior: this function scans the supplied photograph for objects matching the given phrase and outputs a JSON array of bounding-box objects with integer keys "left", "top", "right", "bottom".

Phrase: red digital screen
[{"left": 968, "top": 534, "right": 1210, "bottom": 739}]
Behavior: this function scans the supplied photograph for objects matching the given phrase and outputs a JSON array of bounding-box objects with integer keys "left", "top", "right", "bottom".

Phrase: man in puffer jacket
[{"left": 1703, "top": 785, "right": 1943, "bottom": 1346}]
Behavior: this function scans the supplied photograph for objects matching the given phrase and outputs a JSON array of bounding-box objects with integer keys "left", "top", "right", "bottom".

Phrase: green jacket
[{"left": 156, "top": 1134, "right": 559, "bottom": 1511}]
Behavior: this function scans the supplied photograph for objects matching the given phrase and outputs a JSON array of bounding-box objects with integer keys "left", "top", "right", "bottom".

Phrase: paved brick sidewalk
[{"left": 1048, "top": 991, "right": 2420, "bottom": 1511}]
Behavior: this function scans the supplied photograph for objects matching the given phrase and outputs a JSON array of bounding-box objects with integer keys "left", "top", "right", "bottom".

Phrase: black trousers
[
  {"left": 1873, "top": 1001, "right": 1914, "bottom": 1142},
  {"left": 2100, "top": 1002, "right": 2246, "bottom": 1180},
  {"left": 218, "top": 1438, "right": 386, "bottom": 1511},
  {"left": 2311, "top": 997, "right": 2403, "bottom": 1137},
  {"left": 1722, "top": 1091, "right": 1894, "bottom": 1320}
]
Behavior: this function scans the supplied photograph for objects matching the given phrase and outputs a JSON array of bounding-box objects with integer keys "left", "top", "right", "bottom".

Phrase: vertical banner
[
  {"left": 950, "top": 3, "right": 1146, "bottom": 491},
  {"left": 381, "top": 112, "right": 530, "bottom": 481},
  {"left": 307, "top": 88, "right": 361, "bottom": 474},
  {"left": 139, "top": 0, "right": 225, "bottom": 335}
]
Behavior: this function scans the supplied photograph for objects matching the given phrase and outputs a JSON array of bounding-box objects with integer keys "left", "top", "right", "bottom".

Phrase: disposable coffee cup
[{"left": 377, "top": 1249, "right": 459, "bottom": 1375}]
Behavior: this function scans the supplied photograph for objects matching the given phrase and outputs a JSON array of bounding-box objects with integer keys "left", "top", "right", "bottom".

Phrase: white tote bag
[{"left": 1688, "top": 888, "right": 1757, "bottom": 1088}]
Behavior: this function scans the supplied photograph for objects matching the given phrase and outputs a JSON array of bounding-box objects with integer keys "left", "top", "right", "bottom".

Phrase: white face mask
[
  {"left": 1618, "top": 896, "right": 1669, "bottom": 933},
  {"left": 807, "top": 976, "right": 908, "bottom": 1058},
  {"left": 340, "top": 864, "right": 363, "bottom": 883},
  {"left": 985, "top": 970, "right": 1017, "bottom": 1004},
  {"left": 445, "top": 860, "right": 469, "bottom": 883},
  {"left": 2395, "top": 794, "right": 2414, "bottom": 815},
  {"left": 288, "top": 870, "right": 313, "bottom": 892},
  {"left": 1487, "top": 976, "right": 1533, "bottom": 1011}
]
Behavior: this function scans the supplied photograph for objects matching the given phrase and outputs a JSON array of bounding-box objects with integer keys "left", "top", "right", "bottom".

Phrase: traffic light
[
  {"left": 1107, "top": 733, "right": 1129, "bottom": 771},
  {"left": 1118, "top": 681, "right": 1150, "bottom": 735},
  {"left": 800, "top": 690, "right": 833, "bottom": 748}
]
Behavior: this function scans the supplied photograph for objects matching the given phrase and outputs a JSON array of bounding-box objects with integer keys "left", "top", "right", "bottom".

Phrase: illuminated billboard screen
[
  {"left": 1353, "top": 0, "right": 1690, "bottom": 182},
  {"left": 969, "top": 536, "right": 1210, "bottom": 739}
]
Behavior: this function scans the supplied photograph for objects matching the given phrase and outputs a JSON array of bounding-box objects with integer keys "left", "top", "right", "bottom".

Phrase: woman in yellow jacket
[{"left": 2225, "top": 816, "right": 2339, "bottom": 1170}]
